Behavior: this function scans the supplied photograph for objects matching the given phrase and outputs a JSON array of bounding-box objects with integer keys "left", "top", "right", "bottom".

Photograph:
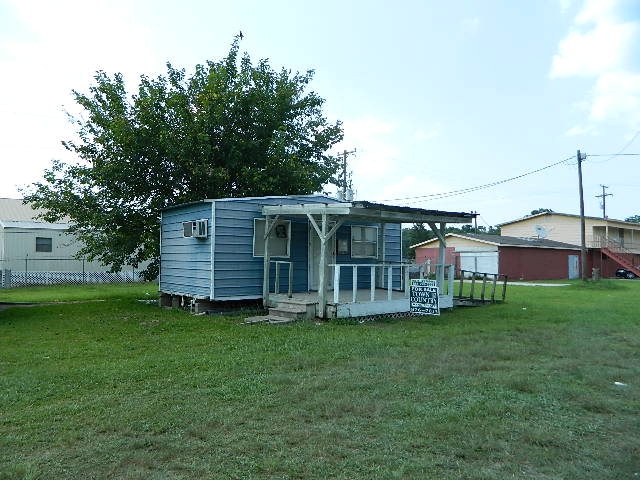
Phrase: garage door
[{"left": 458, "top": 251, "right": 499, "bottom": 276}]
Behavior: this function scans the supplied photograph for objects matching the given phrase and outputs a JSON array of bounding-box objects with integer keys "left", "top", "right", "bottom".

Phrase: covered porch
[
  {"left": 261, "top": 201, "right": 475, "bottom": 319},
  {"left": 269, "top": 264, "right": 455, "bottom": 319}
]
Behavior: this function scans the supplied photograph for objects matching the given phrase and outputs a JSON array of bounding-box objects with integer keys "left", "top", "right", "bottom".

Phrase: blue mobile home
[{"left": 159, "top": 195, "right": 475, "bottom": 318}]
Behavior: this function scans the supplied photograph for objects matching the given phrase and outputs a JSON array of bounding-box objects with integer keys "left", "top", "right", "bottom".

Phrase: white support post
[
  {"left": 404, "top": 265, "right": 410, "bottom": 298},
  {"left": 317, "top": 213, "right": 328, "bottom": 319},
  {"left": 370, "top": 266, "right": 376, "bottom": 301},
  {"left": 262, "top": 216, "right": 272, "bottom": 308},
  {"left": 448, "top": 265, "right": 455, "bottom": 297},
  {"left": 378, "top": 223, "right": 386, "bottom": 288},
  {"left": 437, "top": 222, "right": 446, "bottom": 293},
  {"left": 352, "top": 266, "right": 358, "bottom": 303},
  {"left": 333, "top": 265, "right": 340, "bottom": 304},
  {"left": 387, "top": 265, "right": 393, "bottom": 300}
]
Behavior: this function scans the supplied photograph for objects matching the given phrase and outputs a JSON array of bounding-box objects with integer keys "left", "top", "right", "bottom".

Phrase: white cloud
[
  {"left": 549, "top": 22, "right": 636, "bottom": 77},
  {"left": 559, "top": 0, "right": 576, "bottom": 13},
  {"left": 333, "top": 117, "right": 453, "bottom": 203},
  {"left": 336, "top": 116, "right": 399, "bottom": 187},
  {"left": 0, "top": 0, "right": 162, "bottom": 197},
  {"left": 565, "top": 124, "right": 595, "bottom": 136},
  {"left": 552, "top": 0, "right": 640, "bottom": 132},
  {"left": 575, "top": 0, "right": 622, "bottom": 23},
  {"left": 590, "top": 71, "right": 640, "bottom": 126}
]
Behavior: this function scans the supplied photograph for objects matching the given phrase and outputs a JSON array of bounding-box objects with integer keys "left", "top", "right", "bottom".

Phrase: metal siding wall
[
  {"left": 0, "top": 228, "right": 106, "bottom": 272},
  {"left": 498, "top": 246, "right": 582, "bottom": 280},
  {"left": 334, "top": 224, "right": 375, "bottom": 289},
  {"left": 212, "top": 196, "right": 337, "bottom": 299},
  {"left": 331, "top": 222, "right": 402, "bottom": 290},
  {"left": 212, "top": 200, "right": 265, "bottom": 299},
  {"left": 384, "top": 223, "right": 402, "bottom": 289},
  {"left": 160, "top": 203, "right": 213, "bottom": 297}
]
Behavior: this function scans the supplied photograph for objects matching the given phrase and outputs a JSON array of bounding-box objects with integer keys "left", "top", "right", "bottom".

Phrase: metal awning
[
  {"left": 261, "top": 201, "right": 476, "bottom": 224},
  {"left": 261, "top": 200, "right": 476, "bottom": 318}
]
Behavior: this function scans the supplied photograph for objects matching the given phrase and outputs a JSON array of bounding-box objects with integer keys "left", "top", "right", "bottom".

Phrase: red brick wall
[{"left": 498, "top": 247, "right": 582, "bottom": 281}]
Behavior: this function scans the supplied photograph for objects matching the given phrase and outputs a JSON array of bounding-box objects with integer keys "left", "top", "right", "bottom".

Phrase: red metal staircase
[{"left": 599, "top": 237, "right": 640, "bottom": 277}]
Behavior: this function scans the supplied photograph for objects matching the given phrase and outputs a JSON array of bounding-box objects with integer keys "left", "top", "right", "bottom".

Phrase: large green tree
[
  {"left": 24, "top": 39, "right": 343, "bottom": 279},
  {"left": 530, "top": 208, "right": 554, "bottom": 215}
]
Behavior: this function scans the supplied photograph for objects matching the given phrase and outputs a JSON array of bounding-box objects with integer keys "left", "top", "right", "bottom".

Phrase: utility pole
[
  {"left": 340, "top": 149, "right": 356, "bottom": 199},
  {"left": 577, "top": 149, "right": 587, "bottom": 280},
  {"left": 595, "top": 185, "right": 612, "bottom": 219}
]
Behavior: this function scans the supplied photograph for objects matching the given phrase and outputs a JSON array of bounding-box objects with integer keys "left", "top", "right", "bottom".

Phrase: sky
[{"left": 0, "top": 0, "right": 639, "bottom": 230}]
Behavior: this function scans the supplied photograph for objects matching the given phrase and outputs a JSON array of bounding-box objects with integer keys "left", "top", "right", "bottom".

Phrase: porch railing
[
  {"left": 592, "top": 236, "right": 640, "bottom": 256},
  {"left": 329, "top": 263, "right": 455, "bottom": 305},
  {"left": 457, "top": 270, "right": 508, "bottom": 303},
  {"left": 270, "top": 260, "right": 293, "bottom": 298}
]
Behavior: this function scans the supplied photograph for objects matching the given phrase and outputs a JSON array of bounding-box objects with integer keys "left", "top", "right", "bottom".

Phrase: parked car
[{"left": 615, "top": 268, "right": 637, "bottom": 279}]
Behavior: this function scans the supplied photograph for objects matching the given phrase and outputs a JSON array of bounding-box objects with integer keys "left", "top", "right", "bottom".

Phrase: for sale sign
[{"left": 410, "top": 279, "right": 440, "bottom": 316}]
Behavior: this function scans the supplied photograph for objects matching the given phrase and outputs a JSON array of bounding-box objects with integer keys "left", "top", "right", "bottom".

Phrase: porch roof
[{"left": 261, "top": 200, "right": 476, "bottom": 224}]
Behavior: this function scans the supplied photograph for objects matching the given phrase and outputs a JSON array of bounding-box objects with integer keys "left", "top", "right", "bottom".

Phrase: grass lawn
[
  {"left": 0, "top": 282, "right": 158, "bottom": 303},
  {"left": 1, "top": 280, "right": 639, "bottom": 479}
]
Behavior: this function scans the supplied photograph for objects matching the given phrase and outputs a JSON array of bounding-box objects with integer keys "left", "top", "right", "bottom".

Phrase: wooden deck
[
  {"left": 272, "top": 288, "right": 409, "bottom": 303},
  {"left": 270, "top": 288, "right": 453, "bottom": 318}
]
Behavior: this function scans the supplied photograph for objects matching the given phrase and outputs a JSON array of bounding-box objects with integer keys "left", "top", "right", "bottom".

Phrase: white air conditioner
[
  {"left": 194, "top": 219, "right": 208, "bottom": 238},
  {"left": 183, "top": 219, "right": 208, "bottom": 238}
]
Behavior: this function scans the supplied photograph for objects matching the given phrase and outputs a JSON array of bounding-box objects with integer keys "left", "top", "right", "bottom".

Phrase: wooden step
[
  {"left": 244, "top": 299, "right": 316, "bottom": 324},
  {"left": 267, "top": 315, "right": 297, "bottom": 325},
  {"left": 269, "top": 301, "right": 316, "bottom": 320},
  {"left": 269, "top": 303, "right": 308, "bottom": 319},
  {"left": 243, "top": 315, "right": 270, "bottom": 324},
  {"left": 243, "top": 314, "right": 298, "bottom": 325}
]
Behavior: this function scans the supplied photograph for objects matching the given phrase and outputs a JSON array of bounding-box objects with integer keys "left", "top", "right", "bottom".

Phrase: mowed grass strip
[
  {"left": 0, "top": 282, "right": 158, "bottom": 303},
  {"left": 0, "top": 280, "right": 638, "bottom": 479}
]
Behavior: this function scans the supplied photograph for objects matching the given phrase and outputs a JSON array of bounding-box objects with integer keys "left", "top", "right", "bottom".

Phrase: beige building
[
  {"left": 0, "top": 198, "right": 141, "bottom": 286},
  {"left": 498, "top": 212, "right": 640, "bottom": 254}
]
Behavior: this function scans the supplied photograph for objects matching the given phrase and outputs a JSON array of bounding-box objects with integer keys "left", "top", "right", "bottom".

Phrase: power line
[
  {"left": 478, "top": 214, "right": 494, "bottom": 229},
  {"left": 586, "top": 153, "right": 640, "bottom": 157},
  {"left": 586, "top": 130, "right": 640, "bottom": 163},
  {"left": 382, "top": 155, "right": 575, "bottom": 204}
]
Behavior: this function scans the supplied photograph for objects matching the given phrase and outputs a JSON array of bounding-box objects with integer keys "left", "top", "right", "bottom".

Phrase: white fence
[
  {"left": 0, "top": 256, "right": 144, "bottom": 288},
  {"left": 1, "top": 270, "right": 142, "bottom": 288}
]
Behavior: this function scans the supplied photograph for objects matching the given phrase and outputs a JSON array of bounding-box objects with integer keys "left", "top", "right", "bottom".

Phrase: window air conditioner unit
[
  {"left": 183, "top": 219, "right": 208, "bottom": 238},
  {"left": 194, "top": 219, "right": 208, "bottom": 238}
]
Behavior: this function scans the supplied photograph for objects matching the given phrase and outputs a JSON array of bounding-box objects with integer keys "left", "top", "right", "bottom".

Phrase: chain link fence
[{"left": 0, "top": 257, "right": 143, "bottom": 288}]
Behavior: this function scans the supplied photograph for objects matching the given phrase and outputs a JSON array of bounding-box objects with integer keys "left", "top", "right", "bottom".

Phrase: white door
[
  {"left": 458, "top": 251, "right": 499, "bottom": 276},
  {"left": 308, "top": 222, "right": 336, "bottom": 290},
  {"left": 568, "top": 255, "right": 579, "bottom": 279}
]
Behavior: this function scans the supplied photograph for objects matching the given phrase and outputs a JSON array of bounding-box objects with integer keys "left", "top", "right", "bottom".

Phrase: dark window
[
  {"left": 253, "top": 219, "right": 291, "bottom": 257},
  {"left": 351, "top": 226, "right": 378, "bottom": 258},
  {"left": 36, "top": 237, "right": 52, "bottom": 252}
]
